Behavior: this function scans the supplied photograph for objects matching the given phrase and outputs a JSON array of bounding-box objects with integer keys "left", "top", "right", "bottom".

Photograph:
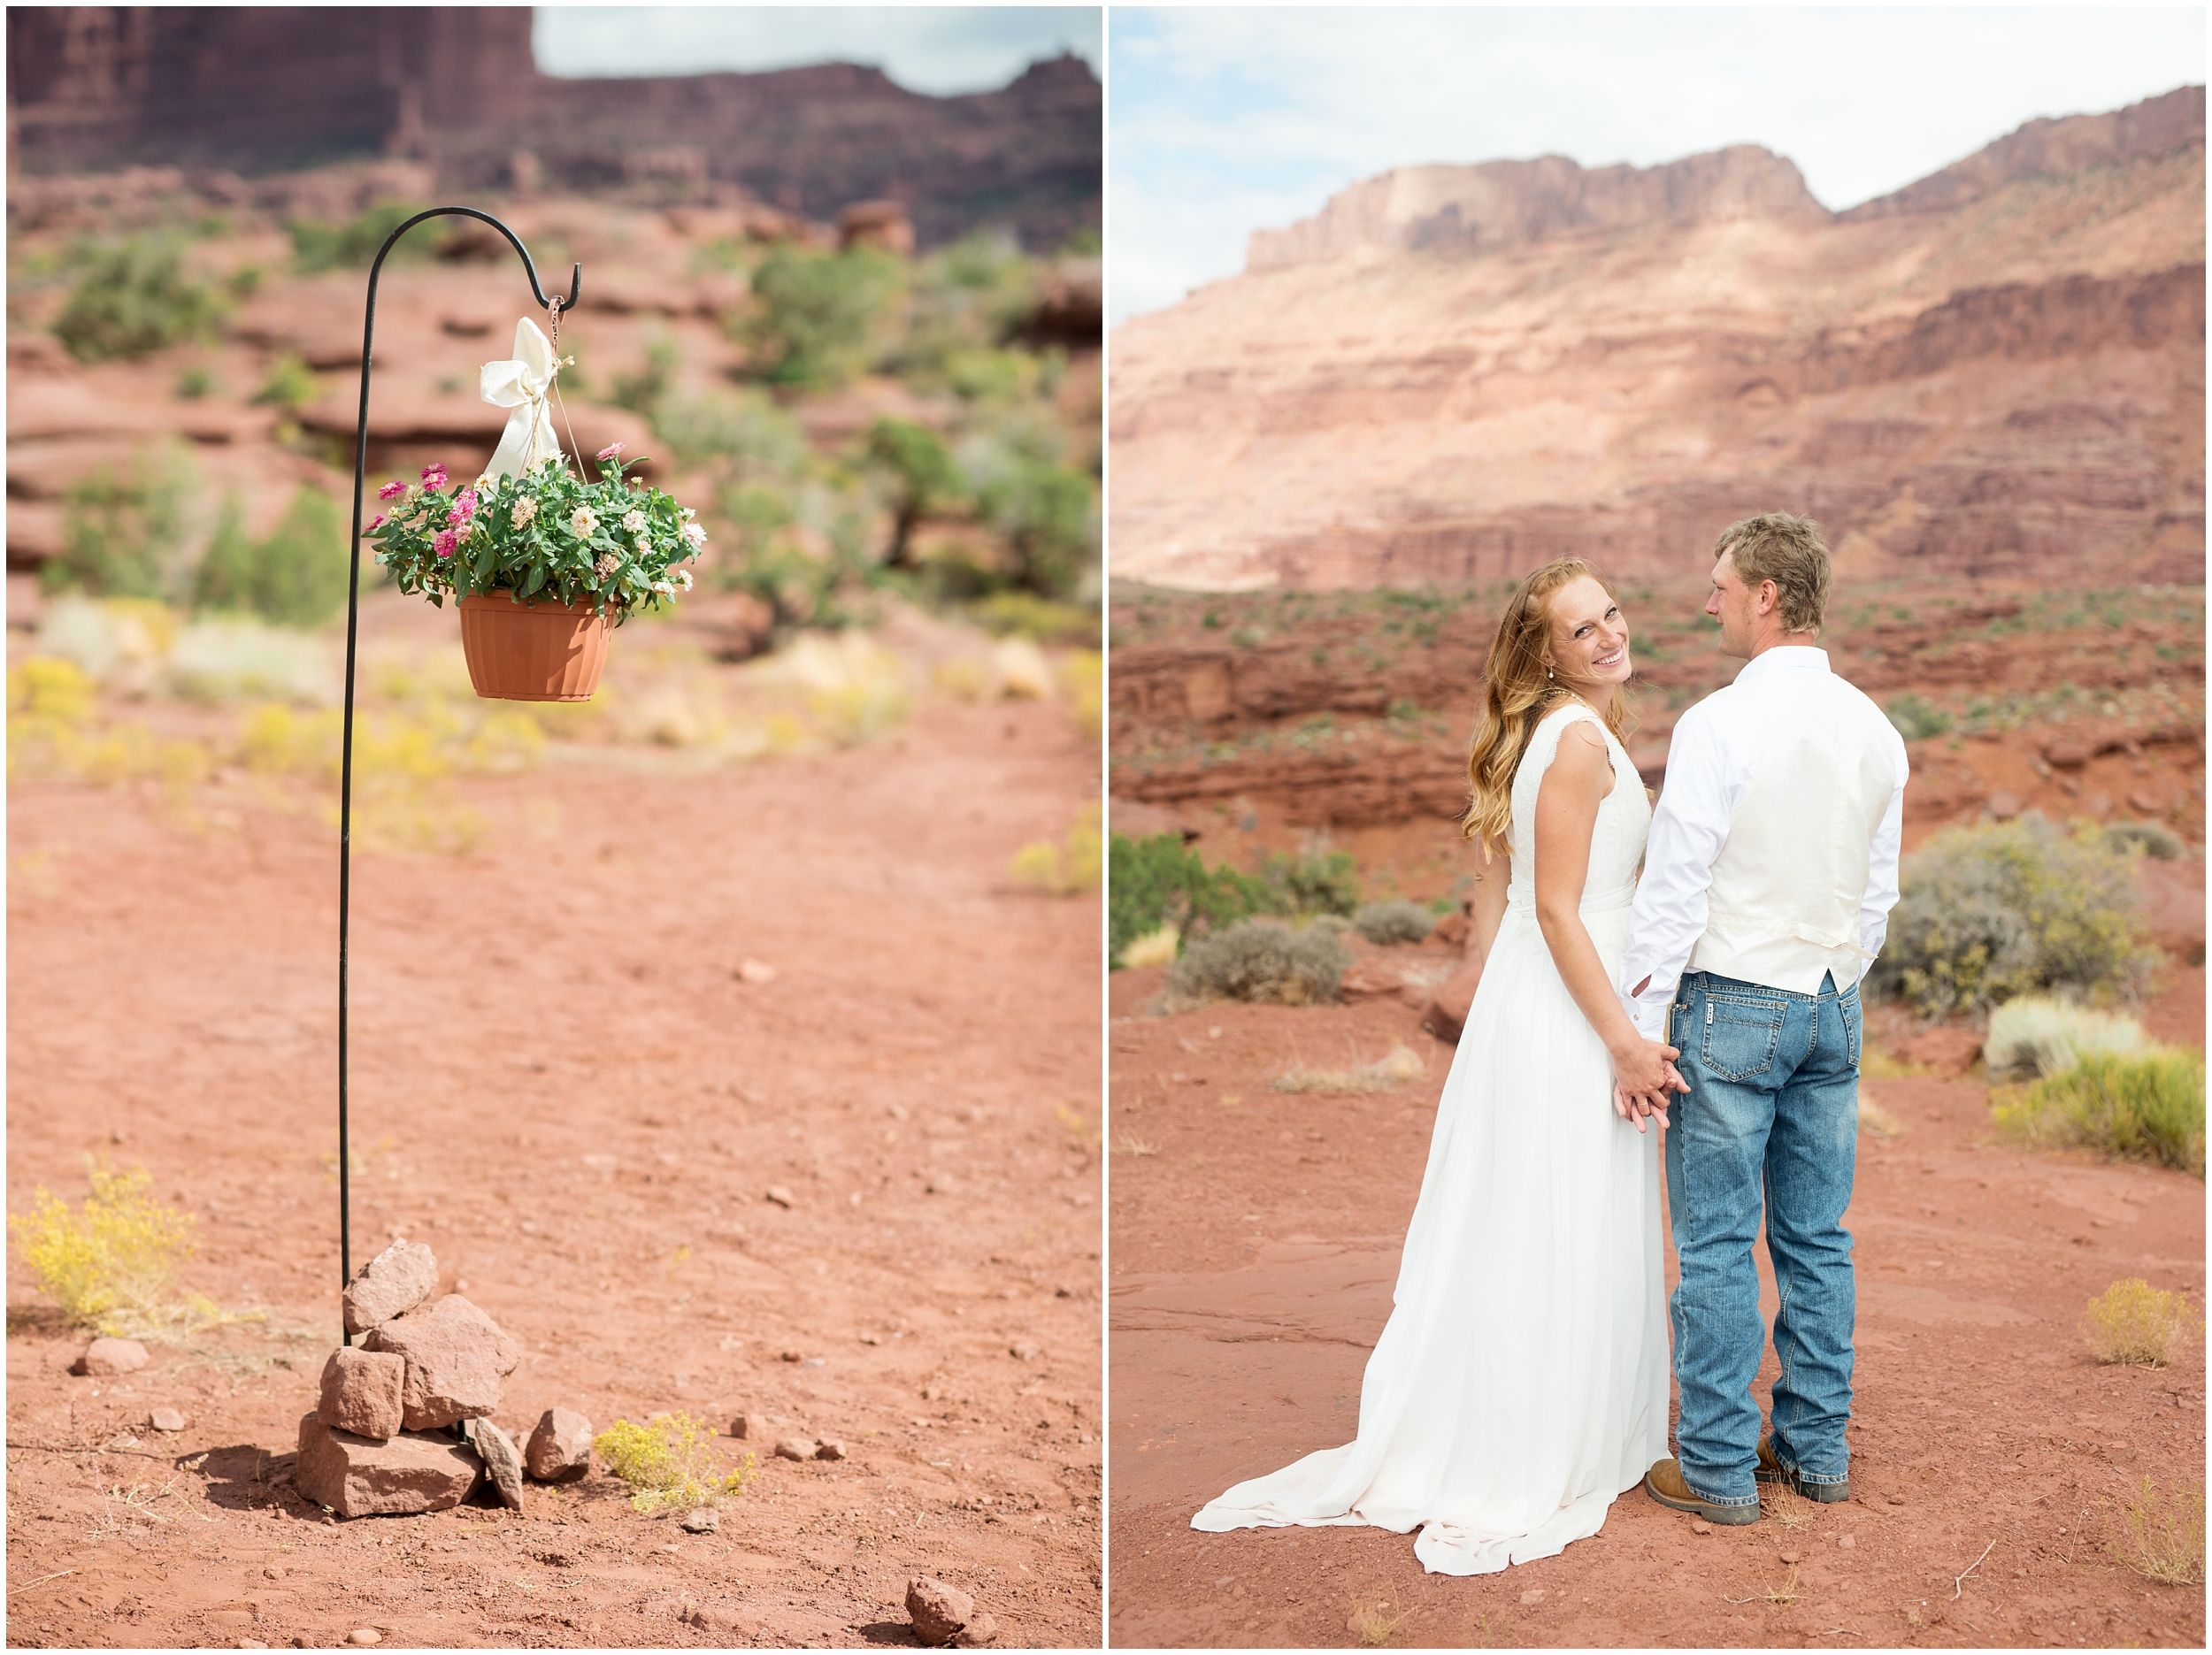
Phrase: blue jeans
[{"left": 1663, "top": 969, "right": 1861, "bottom": 1507}]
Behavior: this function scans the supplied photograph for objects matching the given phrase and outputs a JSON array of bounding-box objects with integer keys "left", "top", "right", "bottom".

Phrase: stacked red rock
[{"left": 294, "top": 1241, "right": 521, "bottom": 1518}]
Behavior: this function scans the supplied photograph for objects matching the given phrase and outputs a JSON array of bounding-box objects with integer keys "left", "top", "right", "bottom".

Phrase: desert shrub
[
  {"left": 971, "top": 590, "right": 1100, "bottom": 647},
  {"left": 654, "top": 391, "right": 809, "bottom": 479},
  {"left": 611, "top": 332, "right": 679, "bottom": 414},
  {"left": 1884, "top": 693, "right": 1952, "bottom": 740},
  {"left": 167, "top": 617, "right": 338, "bottom": 705},
  {"left": 1867, "top": 816, "right": 2154, "bottom": 1017},
  {"left": 2080, "top": 1279, "right": 2203, "bottom": 1368},
  {"left": 193, "top": 488, "right": 350, "bottom": 627},
  {"left": 1262, "top": 843, "right": 1363, "bottom": 918},
  {"left": 592, "top": 1413, "right": 757, "bottom": 1513},
  {"left": 1993, "top": 1049, "right": 2206, "bottom": 1176},
  {"left": 1168, "top": 919, "right": 1351, "bottom": 1007},
  {"left": 53, "top": 239, "right": 227, "bottom": 363},
  {"left": 8, "top": 656, "right": 96, "bottom": 726},
  {"left": 2105, "top": 819, "right": 2185, "bottom": 860},
  {"left": 251, "top": 352, "right": 318, "bottom": 410},
  {"left": 1108, "top": 832, "right": 1276, "bottom": 966},
  {"left": 1057, "top": 648, "right": 1102, "bottom": 739},
  {"left": 2111, "top": 1477, "right": 2207, "bottom": 1586},
  {"left": 47, "top": 443, "right": 200, "bottom": 600},
  {"left": 8, "top": 1162, "right": 197, "bottom": 1332},
  {"left": 964, "top": 446, "right": 1096, "bottom": 599},
  {"left": 1354, "top": 900, "right": 1436, "bottom": 945},
  {"left": 865, "top": 418, "right": 964, "bottom": 567},
  {"left": 1010, "top": 802, "right": 1102, "bottom": 896},
  {"left": 735, "top": 245, "right": 902, "bottom": 389},
  {"left": 288, "top": 200, "right": 434, "bottom": 273},
  {"left": 1985, "top": 997, "right": 2151, "bottom": 1079}
]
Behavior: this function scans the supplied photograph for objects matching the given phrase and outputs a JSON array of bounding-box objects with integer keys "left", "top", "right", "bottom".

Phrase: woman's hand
[{"left": 1609, "top": 1034, "right": 1686, "bottom": 1100}]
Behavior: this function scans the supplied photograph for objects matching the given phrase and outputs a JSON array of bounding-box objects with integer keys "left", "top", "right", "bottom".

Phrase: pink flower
[
  {"left": 378, "top": 480, "right": 406, "bottom": 500},
  {"left": 369, "top": 514, "right": 386, "bottom": 531},
  {"left": 421, "top": 463, "right": 449, "bottom": 487},
  {"left": 596, "top": 443, "right": 624, "bottom": 462},
  {"left": 454, "top": 489, "right": 478, "bottom": 517},
  {"left": 434, "top": 529, "right": 458, "bottom": 559}
]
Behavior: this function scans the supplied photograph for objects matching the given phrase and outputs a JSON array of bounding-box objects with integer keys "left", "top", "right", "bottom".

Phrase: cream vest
[{"left": 1687, "top": 663, "right": 1902, "bottom": 993}]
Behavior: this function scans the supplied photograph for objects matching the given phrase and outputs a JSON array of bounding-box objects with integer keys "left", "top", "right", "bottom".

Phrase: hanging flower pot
[
  {"left": 364, "top": 319, "right": 706, "bottom": 703},
  {"left": 457, "top": 591, "right": 612, "bottom": 701}
]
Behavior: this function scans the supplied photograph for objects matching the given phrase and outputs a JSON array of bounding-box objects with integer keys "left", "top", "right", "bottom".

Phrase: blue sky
[
  {"left": 534, "top": 6, "right": 1102, "bottom": 93},
  {"left": 1110, "top": 6, "right": 2206, "bottom": 325}
]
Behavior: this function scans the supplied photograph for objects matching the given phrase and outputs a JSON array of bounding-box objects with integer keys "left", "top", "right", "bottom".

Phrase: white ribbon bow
[{"left": 480, "top": 318, "right": 562, "bottom": 482}]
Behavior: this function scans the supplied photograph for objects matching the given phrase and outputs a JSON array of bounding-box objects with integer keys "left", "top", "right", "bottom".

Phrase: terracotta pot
[{"left": 457, "top": 592, "right": 611, "bottom": 702}]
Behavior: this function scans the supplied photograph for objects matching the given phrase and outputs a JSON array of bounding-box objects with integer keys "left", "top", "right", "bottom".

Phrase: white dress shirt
[{"left": 1618, "top": 647, "right": 1908, "bottom": 1039}]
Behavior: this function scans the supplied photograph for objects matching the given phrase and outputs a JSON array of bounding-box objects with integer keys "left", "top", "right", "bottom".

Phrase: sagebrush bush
[
  {"left": 1353, "top": 900, "right": 1436, "bottom": 946},
  {"left": 1169, "top": 919, "right": 1351, "bottom": 1007},
  {"left": 593, "top": 1413, "right": 757, "bottom": 1512},
  {"left": 1261, "top": 843, "right": 1363, "bottom": 917},
  {"left": 2105, "top": 819, "right": 2185, "bottom": 860},
  {"left": 1120, "top": 924, "right": 1179, "bottom": 969},
  {"left": 49, "top": 443, "right": 200, "bottom": 600},
  {"left": 2079, "top": 1279, "right": 2202, "bottom": 1368},
  {"left": 1867, "top": 816, "right": 2153, "bottom": 1017},
  {"left": 1985, "top": 997, "right": 2150, "bottom": 1079},
  {"left": 1993, "top": 1049, "right": 2205, "bottom": 1176},
  {"left": 194, "top": 488, "right": 350, "bottom": 627},
  {"left": 8, "top": 1162, "right": 197, "bottom": 1331}
]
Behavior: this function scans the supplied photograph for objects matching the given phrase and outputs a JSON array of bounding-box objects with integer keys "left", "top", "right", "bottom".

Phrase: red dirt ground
[
  {"left": 1106, "top": 959, "right": 2207, "bottom": 1650},
  {"left": 5, "top": 617, "right": 1102, "bottom": 1648}
]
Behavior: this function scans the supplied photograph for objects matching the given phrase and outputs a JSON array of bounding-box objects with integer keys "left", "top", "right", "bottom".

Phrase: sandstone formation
[
  {"left": 317, "top": 1347, "right": 406, "bottom": 1441},
  {"left": 1111, "top": 87, "right": 2203, "bottom": 594},
  {"left": 360, "top": 1295, "right": 520, "bottom": 1430},
  {"left": 341, "top": 1239, "right": 438, "bottom": 1336},
  {"left": 524, "top": 1406, "right": 594, "bottom": 1483},
  {"left": 293, "top": 1413, "right": 483, "bottom": 1518},
  {"left": 70, "top": 1337, "right": 148, "bottom": 1376},
  {"left": 6, "top": 10, "right": 1100, "bottom": 250}
]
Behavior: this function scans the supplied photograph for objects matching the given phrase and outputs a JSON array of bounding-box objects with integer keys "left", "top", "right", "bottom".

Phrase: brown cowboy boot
[
  {"left": 1756, "top": 1433, "right": 1850, "bottom": 1503},
  {"left": 1642, "top": 1458, "right": 1760, "bottom": 1525}
]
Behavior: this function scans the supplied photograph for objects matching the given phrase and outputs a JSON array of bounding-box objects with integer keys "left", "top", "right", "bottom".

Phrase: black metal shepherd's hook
[{"left": 338, "top": 209, "right": 580, "bottom": 1345}]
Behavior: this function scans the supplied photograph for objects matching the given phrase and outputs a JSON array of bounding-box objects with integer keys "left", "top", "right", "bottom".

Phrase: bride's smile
[{"left": 1547, "top": 575, "right": 1635, "bottom": 698}]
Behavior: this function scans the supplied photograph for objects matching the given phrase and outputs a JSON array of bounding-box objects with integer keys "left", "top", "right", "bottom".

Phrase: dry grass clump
[
  {"left": 2110, "top": 1476, "right": 2205, "bottom": 1585},
  {"left": 1273, "top": 1045, "right": 1424, "bottom": 1094},
  {"left": 1347, "top": 1599, "right": 1405, "bottom": 1646},
  {"left": 1993, "top": 1049, "right": 2205, "bottom": 1176},
  {"left": 1351, "top": 900, "right": 1436, "bottom": 945},
  {"left": 2079, "top": 1278, "right": 2202, "bottom": 1368},
  {"left": 1761, "top": 1483, "right": 1819, "bottom": 1529},
  {"left": 1169, "top": 919, "right": 1350, "bottom": 1007},
  {"left": 8, "top": 1161, "right": 198, "bottom": 1335},
  {"left": 1119, "top": 924, "right": 1179, "bottom": 969},
  {"left": 593, "top": 1412, "right": 757, "bottom": 1513},
  {"left": 1985, "top": 997, "right": 2151, "bottom": 1079},
  {"left": 1856, "top": 1096, "right": 1907, "bottom": 1138},
  {"left": 1113, "top": 1135, "right": 1160, "bottom": 1158}
]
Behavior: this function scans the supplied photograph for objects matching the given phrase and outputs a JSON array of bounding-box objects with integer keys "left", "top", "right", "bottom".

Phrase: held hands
[{"left": 1609, "top": 1037, "right": 1690, "bottom": 1137}]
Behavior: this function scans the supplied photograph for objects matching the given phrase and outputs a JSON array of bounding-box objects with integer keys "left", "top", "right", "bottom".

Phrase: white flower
[
  {"left": 511, "top": 496, "right": 538, "bottom": 528},
  {"left": 674, "top": 568, "right": 694, "bottom": 591},
  {"left": 594, "top": 552, "right": 619, "bottom": 578},
  {"left": 634, "top": 537, "right": 652, "bottom": 558},
  {"left": 681, "top": 521, "right": 708, "bottom": 548},
  {"left": 621, "top": 510, "right": 647, "bottom": 533},
  {"left": 653, "top": 579, "right": 674, "bottom": 595},
  {"left": 680, "top": 506, "right": 696, "bottom": 520},
  {"left": 457, "top": 520, "right": 475, "bottom": 540},
  {"left": 570, "top": 507, "right": 599, "bottom": 538}
]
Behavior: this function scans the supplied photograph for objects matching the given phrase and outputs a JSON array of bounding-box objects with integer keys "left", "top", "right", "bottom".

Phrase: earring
[{"left": 1547, "top": 667, "right": 1554, "bottom": 680}]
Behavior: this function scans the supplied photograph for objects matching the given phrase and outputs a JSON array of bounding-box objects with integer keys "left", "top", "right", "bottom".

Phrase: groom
[{"left": 1616, "top": 513, "right": 1908, "bottom": 1526}]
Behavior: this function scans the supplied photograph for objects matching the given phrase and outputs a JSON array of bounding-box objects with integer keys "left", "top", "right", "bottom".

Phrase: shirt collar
[{"left": 1736, "top": 645, "right": 1829, "bottom": 682}]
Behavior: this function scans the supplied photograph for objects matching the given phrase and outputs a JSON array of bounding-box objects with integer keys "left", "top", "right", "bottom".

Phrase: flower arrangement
[{"left": 367, "top": 444, "right": 705, "bottom": 620}]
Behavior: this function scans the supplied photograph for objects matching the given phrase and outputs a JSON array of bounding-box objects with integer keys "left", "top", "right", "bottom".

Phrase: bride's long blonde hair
[{"left": 1460, "top": 558, "right": 1634, "bottom": 857}]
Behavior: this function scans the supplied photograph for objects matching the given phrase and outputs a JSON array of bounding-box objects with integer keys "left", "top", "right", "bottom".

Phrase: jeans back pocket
[{"left": 1701, "top": 992, "right": 1785, "bottom": 1083}]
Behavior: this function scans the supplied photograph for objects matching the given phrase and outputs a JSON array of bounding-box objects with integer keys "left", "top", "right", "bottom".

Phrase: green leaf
[{"left": 525, "top": 563, "right": 546, "bottom": 596}]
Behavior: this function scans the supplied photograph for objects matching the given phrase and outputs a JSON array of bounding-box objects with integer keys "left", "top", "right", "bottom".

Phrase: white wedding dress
[{"left": 1193, "top": 702, "right": 1671, "bottom": 1575}]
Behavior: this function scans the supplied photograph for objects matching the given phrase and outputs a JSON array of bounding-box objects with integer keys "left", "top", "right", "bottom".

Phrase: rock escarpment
[{"left": 1113, "top": 88, "right": 2203, "bottom": 592}]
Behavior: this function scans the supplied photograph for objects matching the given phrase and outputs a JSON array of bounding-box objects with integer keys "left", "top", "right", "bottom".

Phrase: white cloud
[
  {"left": 534, "top": 5, "right": 1102, "bottom": 95},
  {"left": 1109, "top": 5, "right": 2206, "bottom": 326}
]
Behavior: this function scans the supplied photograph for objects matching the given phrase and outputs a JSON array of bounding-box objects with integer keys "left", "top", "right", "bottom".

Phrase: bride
[{"left": 1193, "top": 557, "right": 1684, "bottom": 1576}]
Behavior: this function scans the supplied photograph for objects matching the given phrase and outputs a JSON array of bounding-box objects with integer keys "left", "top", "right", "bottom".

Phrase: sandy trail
[
  {"left": 1108, "top": 965, "right": 2205, "bottom": 1650},
  {"left": 6, "top": 625, "right": 1102, "bottom": 1650}
]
